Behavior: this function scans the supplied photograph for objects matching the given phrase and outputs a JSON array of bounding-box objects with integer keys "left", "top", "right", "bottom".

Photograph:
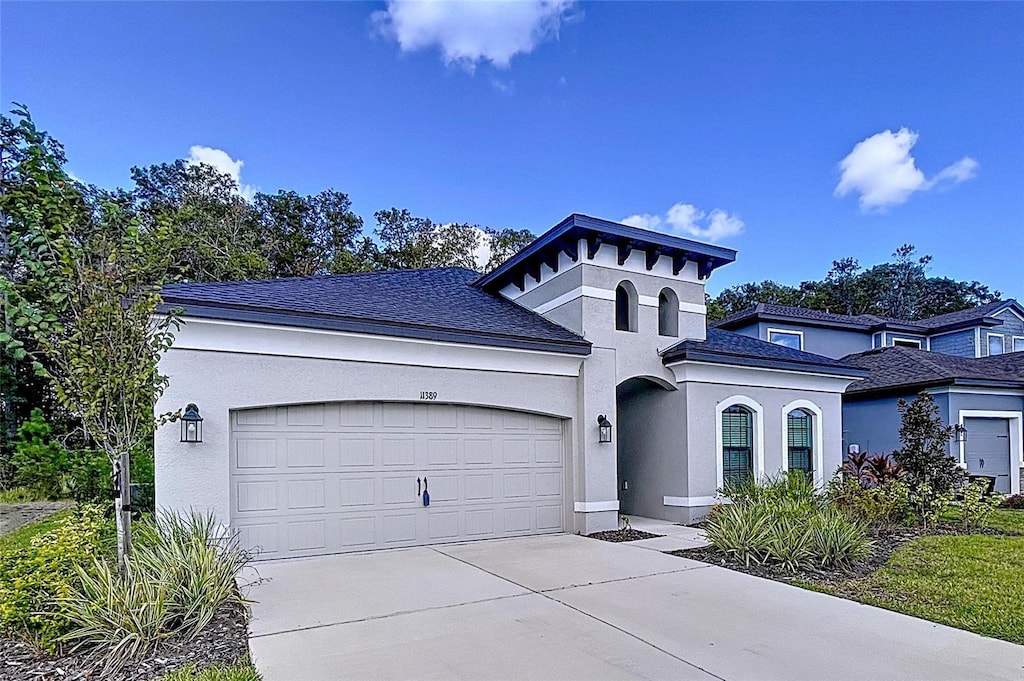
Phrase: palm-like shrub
[
  {"left": 707, "top": 474, "right": 871, "bottom": 572},
  {"left": 59, "top": 511, "right": 251, "bottom": 673}
]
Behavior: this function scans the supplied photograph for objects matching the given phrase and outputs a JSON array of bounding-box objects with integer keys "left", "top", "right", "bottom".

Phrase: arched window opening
[
  {"left": 722, "top": 405, "right": 754, "bottom": 487},
  {"left": 787, "top": 409, "right": 813, "bottom": 478},
  {"left": 615, "top": 281, "right": 638, "bottom": 332},
  {"left": 658, "top": 288, "right": 679, "bottom": 337}
]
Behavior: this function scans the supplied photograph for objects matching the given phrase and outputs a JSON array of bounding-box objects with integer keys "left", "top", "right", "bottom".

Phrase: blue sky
[{"left": 3, "top": 1, "right": 1022, "bottom": 297}]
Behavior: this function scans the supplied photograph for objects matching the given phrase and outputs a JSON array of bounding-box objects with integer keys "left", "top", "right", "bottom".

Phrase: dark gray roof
[
  {"left": 713, "top": 303, "right": 925, "bottom": 333},
  {"left": 916, "top": 300, "right": 1023, "bottom": 331},
  {"left": 161, "top": 268, "right": 591, "bottom": 355},
  {"left": 841, "top": 345, "right": 1024, "bottom": 397},
  {"left": 715, "top": 300, "right": 1022, "bottom": 335},
  {"left": 661, "top": 329, "right": 868, "bottom": 377}
]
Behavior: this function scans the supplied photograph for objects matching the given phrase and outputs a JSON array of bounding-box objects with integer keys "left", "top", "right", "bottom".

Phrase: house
[
  {"left": 716, "top": 301, "right": 1024, "bottom": 494},
  {"left": 154, "top": 214, "right": 865, "bottom": 560}
]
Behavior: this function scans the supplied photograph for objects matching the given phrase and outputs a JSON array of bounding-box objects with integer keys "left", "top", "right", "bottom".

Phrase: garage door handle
[{"left": 417, "top": 477, "right": 421, "bottom": 497}]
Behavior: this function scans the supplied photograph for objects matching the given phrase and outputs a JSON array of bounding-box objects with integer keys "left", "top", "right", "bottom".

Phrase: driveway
[{"left": 246, "top": 534, "right": 1024, "bottom": 681}]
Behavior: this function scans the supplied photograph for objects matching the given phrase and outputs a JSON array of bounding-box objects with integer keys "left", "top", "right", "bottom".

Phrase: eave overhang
[{"left": 474, "top": 213, "right": 737, "bottom": 293}]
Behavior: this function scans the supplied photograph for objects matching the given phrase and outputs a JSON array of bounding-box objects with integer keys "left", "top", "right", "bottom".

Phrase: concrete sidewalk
[{"left": 246, "top": 534, "right": 1024, "bottom": 681}]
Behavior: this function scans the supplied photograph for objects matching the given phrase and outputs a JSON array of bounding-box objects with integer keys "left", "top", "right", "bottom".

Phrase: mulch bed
[
  {"left": 669, "top": 523, "right": 1012, "bottom": 587},
  {"left": 588, "top": 528, "right": 663, "bottom": 542},
  {"left": 0, "top": 603, "right": 250, "bottom": 681}
]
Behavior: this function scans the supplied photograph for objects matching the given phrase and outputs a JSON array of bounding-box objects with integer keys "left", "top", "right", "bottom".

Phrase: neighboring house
[
  {"left": 155, "top": 214, "right": 865, "bottom": 560},
  {"left": 717, "top": 300, "right": 1024, "bottom": 494},
  {"left": 714, "top": 299, "right": 1024, "bottom": 359}
]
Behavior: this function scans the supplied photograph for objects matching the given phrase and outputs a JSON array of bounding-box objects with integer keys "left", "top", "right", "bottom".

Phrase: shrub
[
  {"left": 60, "top": 511, "right": 252, "bottom": 673},
  {"left": 10, "top": 409, "right": 69, "bottom": 499},
  {"left": 892, "top": 394, "right": 965, "bottom": 527},
  {"left": 828, "top": 474, "right": 912, "bottom": 530},
  {"left": 843, "top": 452, "right": 905, "bottom": 487},
  {"left": 959, "top": 480, "right": 1002, "bottom": 532},
  {"left": 1002, "top": 494, "right": 1024, "bottom": 510},
  {"left": 707, "top": 476, "right": 870, "bottom": 572},
  {"left": 0, "top": 504, "right": 112, "bottom": 647}
]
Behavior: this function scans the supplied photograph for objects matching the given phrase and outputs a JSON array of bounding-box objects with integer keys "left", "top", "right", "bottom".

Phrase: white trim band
[
  {"left": 573, "top": 500, "right": 620, "bottom": 513},
  {"left": 663, "top": 495, "right": 725, "bottom": 508},
  {"left": 531, "top": 286, "right": 706, "bottom": 316}
]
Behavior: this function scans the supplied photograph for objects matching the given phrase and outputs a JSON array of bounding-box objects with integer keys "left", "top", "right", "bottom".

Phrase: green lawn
[
  {"left": 161, "top": 660, "right": 260, "bottom": 681},
  {"left": 817, "top": 508, "right": 1024, "bottom": 645},
  {"left": 0, "top": 508, "right": 71, "bottom": 552}
]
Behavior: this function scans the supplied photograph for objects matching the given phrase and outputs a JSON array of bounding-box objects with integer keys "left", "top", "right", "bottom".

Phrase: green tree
[
  {"left": 1, "top": 107, "right": 179, "bottom": 564},
  {"left": 483, "top": 227, "right": 534, "bottom": 271},
  {"left": 891, "top": 393, "right": 965, "bottom": 527},
  {"left": 10, "top": 408, "right": 67, "bottom": 498},
  {"left": 372, "top": 208, "right": 483, "bottom": 270}
]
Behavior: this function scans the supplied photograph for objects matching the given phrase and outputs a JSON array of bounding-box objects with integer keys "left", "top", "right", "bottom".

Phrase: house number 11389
[{"left": 419, "top": 391, "right": 437, "bottom": 400}]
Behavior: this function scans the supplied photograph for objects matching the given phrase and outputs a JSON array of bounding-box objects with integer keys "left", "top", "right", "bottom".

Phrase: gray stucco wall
[
  {"left": 842, "top": 396, "right": 908, "bottom": 457},
  {"left": 155, "top": 343, "right": 593, "bottom": 532},
  {"left": 929, "top": 329, "right": 975, "bottom": 357},
  {"left": 619, "top": 380, "right": 846, "bottom": 524}
]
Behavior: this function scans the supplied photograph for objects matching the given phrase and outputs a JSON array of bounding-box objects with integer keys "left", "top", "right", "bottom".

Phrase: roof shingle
[{"left": 841, "top": 345, "right": 1024, "bottom": 396}]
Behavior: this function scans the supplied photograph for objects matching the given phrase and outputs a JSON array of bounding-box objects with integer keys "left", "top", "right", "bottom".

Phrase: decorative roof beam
[
  {"left": 645, "top": 248, "right": 662, "bottom": 271},
  {"left": 526, "top": 261, "right": 542, "bottom": 283},
  {"left": 586, "top": 236, "right": 602, "bottom": 260},
  {"left": 513, "top": 272, "right": 526, "bottom": 292},
  {"left": 698, "top": 259, "right": 715, "bottom": 280},
  {"left": 562, "top": 238, "right": 579, "bottom": 262},
  {"left": 541, "top": 250, "right": 560, "bottom": 273},
  {"left": 617, "top": 241, "right": 634, "bottom": 266},
  {"left": 672, "top": 253, "right": 690, "bottom": 276}
]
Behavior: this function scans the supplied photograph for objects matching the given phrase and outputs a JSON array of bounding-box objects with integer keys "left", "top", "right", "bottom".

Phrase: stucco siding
[
  {"left": 156, "top": 341, "right": 586, "bottom": 532},
  {"left": 842, "top": 396, "right": 907, "bottom": 457}
]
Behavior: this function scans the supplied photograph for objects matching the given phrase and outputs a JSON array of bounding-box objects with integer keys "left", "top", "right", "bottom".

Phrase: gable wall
[{"left": 928, "top": 328, "right": 976, "bottom": 357}]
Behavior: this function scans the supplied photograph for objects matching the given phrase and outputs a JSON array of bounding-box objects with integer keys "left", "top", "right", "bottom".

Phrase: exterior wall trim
[
  {"left": 956, "top": 409, "right": 1023, "bottom": 496},
  {"left": 666, "top": 360, "right": 862, "bottom": 393},
  {"left": 531, "top": 284, "right": 706, "bottom": 316},
  {"left": 663, "top": 495, "right": 725, "bottom": 507},
  {"left": 780, "top": 399, "right": 825, "bottom": 486},
  {"left": 573, "top": 500, "right": 620, "bottom": 513},
  {"left": 715, "top": 395, "right": 766, "bottom": 490}
]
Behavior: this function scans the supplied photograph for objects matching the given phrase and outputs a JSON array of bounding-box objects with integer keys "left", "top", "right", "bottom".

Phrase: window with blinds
[
  {"left": 722, "top": 405, "right": 753, "bottom": 486},
  {"left": 787, "top": 409, "right": 813, "bottom": 477}
]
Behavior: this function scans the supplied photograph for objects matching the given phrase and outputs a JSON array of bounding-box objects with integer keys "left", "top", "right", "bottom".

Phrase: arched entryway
[{"left": 616, "top": 376, "right": 674, "bottom": 517}]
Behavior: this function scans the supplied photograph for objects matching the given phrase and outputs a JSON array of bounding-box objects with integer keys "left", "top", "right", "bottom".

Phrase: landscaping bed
[
  {"left": 0, "top": 603, "right": 251, "bottom": 681},
  {"left": 587, "top": 528, "right": 662, "bottom": 542}
]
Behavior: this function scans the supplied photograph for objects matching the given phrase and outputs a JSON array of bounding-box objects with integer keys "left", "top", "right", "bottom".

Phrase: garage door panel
[{"left": 232, "top": 402, "right": 565, "bottom": 558}]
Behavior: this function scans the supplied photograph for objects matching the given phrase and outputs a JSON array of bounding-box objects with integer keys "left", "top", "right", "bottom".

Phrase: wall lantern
[
  {"left": 597, "top": 414, "right": 613, "bottom": 444},
  {"left": 954, "top": 423, "right": 968, "bottom": 444},
  {"left": 181, "top": 403, "right": 204, "bottom": 443}
]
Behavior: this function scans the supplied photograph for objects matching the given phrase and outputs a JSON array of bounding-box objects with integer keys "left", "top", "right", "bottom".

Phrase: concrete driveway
[{"left": 245, "top": 534, "right": 1024, "bottom": 681}]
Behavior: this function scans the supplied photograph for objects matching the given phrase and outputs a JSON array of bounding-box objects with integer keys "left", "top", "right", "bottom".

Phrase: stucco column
[{"left": 574, "top": 346, "right": 619, "bottom": 534}]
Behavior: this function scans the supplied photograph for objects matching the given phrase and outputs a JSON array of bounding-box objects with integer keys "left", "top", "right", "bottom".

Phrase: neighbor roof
[
  {"left": 714, "top": 299, "right": 1022, "bottom": 335},
  {"left": 474, "top": 213, "right": 737, "bottom": 293},
  {"left": 160, "top": 268, "right": 592, "bottom": 355},
  {"left": 841, "top": 345, "right": 1024, "bottom": 398},
  {"left": 660, "top": 328, "right": 868, "bottom": 377}
]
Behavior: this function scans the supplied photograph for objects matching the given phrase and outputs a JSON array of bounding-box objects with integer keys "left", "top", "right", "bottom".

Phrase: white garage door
[{"left": 230, "top": 402, "right": 565, "bottom": 559}]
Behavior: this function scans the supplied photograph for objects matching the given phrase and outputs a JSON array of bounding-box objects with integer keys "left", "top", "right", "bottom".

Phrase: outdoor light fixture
[
  {"left": 954, "top": 423, "right": 968, "bottom": 444},
  {"left": 597, "top": 414, "right": 612, "bottom": 443},
  {"left": 181, "top": 403, "right": 204, "bottom": 443}
]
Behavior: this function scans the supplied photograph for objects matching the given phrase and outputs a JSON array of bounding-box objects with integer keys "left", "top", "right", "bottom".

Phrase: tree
[
  {"left": 1, "top": 107, "right": 179, "bottom": 565},
  {"left": 891, "top": 393, "right": 965, "bottom": 527},
  {"left": 706, "top": 280, "right": 805, "bottom": 321},
  {"left": 483, "top": 227, "right": 534, "bottom": 271},
  {"left": 372, "top": 208, "right": 482, "bottom": 270}
]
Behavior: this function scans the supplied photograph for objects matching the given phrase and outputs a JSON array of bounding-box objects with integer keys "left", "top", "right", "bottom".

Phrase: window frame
[
  {"left": 780, "top": 399, "right": 824, "bottom": 486},
  {"left": 988, "top": 333, "right": 1005, "bottom": 356},
  {"left": 766, "top": 328, "right": 804, "bottom": 351},
  {"left": 658, "top": 287, "right": 679, "bottom": 337},
  {"left": 1013, "top": 336, "right": 1024, "bottom": 354},
  {"left": 715, "top": 396, "right": 764, "bottom": 491},
  {"left": 892, "top": 338, "right": 922, "bottom": 349}
]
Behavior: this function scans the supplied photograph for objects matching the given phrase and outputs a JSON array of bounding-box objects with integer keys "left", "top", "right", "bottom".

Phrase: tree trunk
[{"left": 115, "top": 449, "right": 132, "bottom": 567}]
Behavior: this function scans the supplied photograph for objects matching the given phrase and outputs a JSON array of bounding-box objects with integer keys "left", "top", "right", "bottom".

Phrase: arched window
[
  {"left": 615, "top": 281, "right": 638, "bottom": 332},
  {"left": 787, "top": 409, "right": 813, "bottom": 478},
  {"left": 721, "top": 405, "right": 754, "bottom": 486},
  {"left": 658, "top": 288, "right": 679, "bottom": 337}
]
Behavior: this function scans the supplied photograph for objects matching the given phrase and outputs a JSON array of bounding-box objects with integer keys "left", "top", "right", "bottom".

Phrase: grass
[
  {"left": 0, "top": 508, "right": 72, "bottom": 552},
  {"left": 161, "top": 660, "right": 260, "bottom": 681},
  {"left": 814, "top": 509, "right": 1024, "bottom": 645}
]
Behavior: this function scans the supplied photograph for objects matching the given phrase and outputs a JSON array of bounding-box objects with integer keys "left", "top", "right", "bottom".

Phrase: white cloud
[
  {"left": 186, "top": 145, "right": 257, "bottom": 200},
  {"left": 622, "top": 203, "right": 745, "bottom": 242},
  {"left": 372, "top": 0, "right": 577, "bottom": 71},
  {"left": 834, "top": 128, "right": 978, "bottom": 212}
]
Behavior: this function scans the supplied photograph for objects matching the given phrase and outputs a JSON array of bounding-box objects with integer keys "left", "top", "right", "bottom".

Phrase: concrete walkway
[
  {"left": 245, "top": 534, "right": 1024, "bottom": 681},
  {"left": 624, "top": 515, "right": 710, "bottom": 552}
]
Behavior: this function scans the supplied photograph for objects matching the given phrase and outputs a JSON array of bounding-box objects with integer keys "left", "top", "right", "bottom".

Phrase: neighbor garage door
[
  {"left": 963, "top": 417, "right": 1012, "bottom": 494},
  {"left": 230, "top": 402, "right": 565, "bottom": 559}
]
